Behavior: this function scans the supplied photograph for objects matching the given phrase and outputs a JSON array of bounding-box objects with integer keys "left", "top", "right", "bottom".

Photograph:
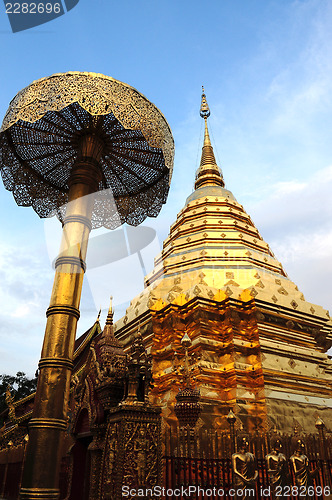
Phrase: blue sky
[{"left": 0, "top": 0, "right": 332, "bottom": 375}]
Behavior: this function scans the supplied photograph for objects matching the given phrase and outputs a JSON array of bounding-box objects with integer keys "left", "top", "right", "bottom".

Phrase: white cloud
[
  {"left": 265, "top": 2, "right": 332, "bottom": 135},
  {"left": 11, "top": 303, "right": 35, "bottom": 318},
  {"left": 250, "top": 165, "right": 332, "bottom": 233},
  {"left": 0, "top": 240, "right": 53, "bottom": 375},
  {"left": 272, "top": 180, "right": 307, "bottom": 197},
  {"left": 247, "top": 164, "right": 332, "bottom": 311},
  {"left": 272, "top": 230, "right": 332, "bottom": 265}
]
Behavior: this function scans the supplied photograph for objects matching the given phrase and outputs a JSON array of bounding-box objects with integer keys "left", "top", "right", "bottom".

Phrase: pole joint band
[
  {"left": 46, "top": 304, "right": 80, "bottom": 320},
  {"left": 20, "top": 488, "right": 60, "bottom": 499},
  {"left": 54, "top": 255, "right": 87, "bottom": 272},
  {"left": 38, "top": 357, "right": 74, "bottom": 370},
  {"left": 29, "top": 418, "right": 67, "bottom": 431},
  {"left": 63, "top": 214, "right": 92, "bottom": 231}
]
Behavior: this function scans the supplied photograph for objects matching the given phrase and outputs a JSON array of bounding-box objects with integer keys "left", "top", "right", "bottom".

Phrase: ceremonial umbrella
[{"left": 0, "top": 72, "right": 174, "bottom": 500}]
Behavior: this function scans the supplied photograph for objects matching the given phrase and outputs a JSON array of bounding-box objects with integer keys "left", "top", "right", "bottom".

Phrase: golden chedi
[{"left": 115, "top": 88, "right": 332, "bottom": 434}]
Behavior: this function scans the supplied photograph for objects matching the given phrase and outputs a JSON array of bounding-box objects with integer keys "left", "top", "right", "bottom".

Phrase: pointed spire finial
[
  {"left": 195, "top": 87, "right": 225, "bottom": 190},
  {"left": 98, "top": 296, "right": 121, "bottom": 349},
  {"left": 200, "top": 86, "right": 211, "bottom": 119},
  {"left": 97, "top": 308, "right": 101, "bottom": 322},
  {"left": 105, "top": 296, "right": 113, "bottom": 327}
]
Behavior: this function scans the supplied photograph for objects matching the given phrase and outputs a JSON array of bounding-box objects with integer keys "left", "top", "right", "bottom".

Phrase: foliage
[{"left": 0, "top": 372, "right": 37, "bottom": 416}]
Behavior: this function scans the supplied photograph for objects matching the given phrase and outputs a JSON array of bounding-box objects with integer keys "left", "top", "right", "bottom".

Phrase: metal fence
[
  {"left": 1, "top": 426, "right": 332, "bottom": 499},
  {"left": 163, "top": 427, "right": 332, "bottom": 500}
]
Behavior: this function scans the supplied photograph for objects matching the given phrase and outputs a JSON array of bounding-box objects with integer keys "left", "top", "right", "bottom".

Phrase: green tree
[{"left": 0, "top": 372, "right": 37, "bottom": 416}]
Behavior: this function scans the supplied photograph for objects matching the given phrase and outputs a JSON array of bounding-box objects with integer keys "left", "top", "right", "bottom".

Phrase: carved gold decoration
[
  {"left": 91, "top": 301, "right": 127, "bottom": 410},
  {"left": 5, "top": 386, "right": 16, "bottom": 422},
  {"left": 100, "top": 406, "right": 161, "bottom": 499},
  {"left": 101, "top": 422, "right": 119, "bottom": 499},
  {"left": 122, "top": 422, "right": 159, "bottom": 490}
]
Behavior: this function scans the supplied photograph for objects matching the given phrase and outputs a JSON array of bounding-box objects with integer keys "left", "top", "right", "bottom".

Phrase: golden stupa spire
[{"left": 195, "top": 87, "right": 225, "bottom": 190}]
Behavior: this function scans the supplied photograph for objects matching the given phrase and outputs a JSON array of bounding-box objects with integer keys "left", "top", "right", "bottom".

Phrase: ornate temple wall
[{"left": 115, "top": 290, "right": 332, "bottom": 434}]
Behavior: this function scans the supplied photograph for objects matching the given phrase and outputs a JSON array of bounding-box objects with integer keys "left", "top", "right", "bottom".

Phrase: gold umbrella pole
[{"left": 20, "top": 134, "right": 103, "bottom": 500}]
